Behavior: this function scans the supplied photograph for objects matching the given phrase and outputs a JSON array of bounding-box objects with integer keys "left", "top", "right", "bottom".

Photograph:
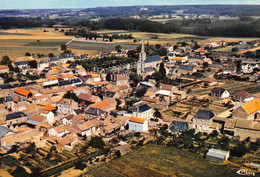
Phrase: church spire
[{"left": 141, "top": 39, "right": 145, "bottom": 54}]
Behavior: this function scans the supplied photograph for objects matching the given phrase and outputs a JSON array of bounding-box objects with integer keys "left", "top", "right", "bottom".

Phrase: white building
[
  {"left": 133, "top": 104, "right": 152, "bottom": 120},
  {"left": 192, "top": 109, "right": 215, "bottom": 133},
  {"left": 129, "top": 117, "right": 148, "bottom": 132}
]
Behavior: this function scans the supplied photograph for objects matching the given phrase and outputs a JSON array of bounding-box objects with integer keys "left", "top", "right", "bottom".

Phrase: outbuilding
[{"left": 206, "top": 148, "right": 230, "bottom": 163}]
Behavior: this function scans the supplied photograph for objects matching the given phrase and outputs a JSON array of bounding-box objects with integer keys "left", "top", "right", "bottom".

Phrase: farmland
[
  {"left": 0, "top": 28, "right": 72, "bottom": 58},
  {"left": 86, "top": 144, "right": 239, "bottom": 177},
  {"left": 0, "top": 28, "right": 259, "bottom": 58}
]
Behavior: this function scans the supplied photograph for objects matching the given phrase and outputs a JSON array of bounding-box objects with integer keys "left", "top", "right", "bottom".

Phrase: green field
[{"left": 86, "top": 144, "right": 240, "bottom": 177}]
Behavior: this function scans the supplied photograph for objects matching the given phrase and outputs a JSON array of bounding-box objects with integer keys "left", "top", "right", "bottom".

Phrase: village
[{"left": 0, "top": 37, "right": 260, "bottom": 176}]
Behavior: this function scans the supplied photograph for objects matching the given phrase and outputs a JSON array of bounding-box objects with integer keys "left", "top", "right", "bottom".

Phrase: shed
[{"left": 206, "top": 148, "right": 230, "bottom": 163}]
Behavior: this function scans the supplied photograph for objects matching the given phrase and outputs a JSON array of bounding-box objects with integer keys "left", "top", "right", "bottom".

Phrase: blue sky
[{"left": 1, "top": 0, "right": 260, "bottom": 9}]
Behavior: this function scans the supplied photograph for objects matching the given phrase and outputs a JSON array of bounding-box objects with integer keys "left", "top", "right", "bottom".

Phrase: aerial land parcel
[{"left": 86, "top": 144, "right": 239, "bottom": 177}]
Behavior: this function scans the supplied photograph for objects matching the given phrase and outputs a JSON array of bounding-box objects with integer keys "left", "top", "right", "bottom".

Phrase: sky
[{"left": 1, "top": 0, "right": 260, "bottom": 10}]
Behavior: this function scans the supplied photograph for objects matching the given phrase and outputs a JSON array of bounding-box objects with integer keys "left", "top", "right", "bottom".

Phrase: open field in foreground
[{"left": 86, "top": 144, "right": 240, "bottom": 177}]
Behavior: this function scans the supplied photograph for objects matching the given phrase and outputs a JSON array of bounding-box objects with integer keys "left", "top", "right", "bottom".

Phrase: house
[
  {"left": 89, "top": 99, "right": 117, "bottom": 112},
  {"left": 233, "top": 91, "right": 254, "bottom": 102},
  {"left": 37, "top": 59, "right": 49, "bottom": 70},
  {"left": 129, "top": 117, "right": 148, "bottom": 132},
  {"left": 0, "top": 65, "right": 9, "bottom": 73},
  {"left": 241, "top": 62, "right": 259, "bottom": 73},
  {"left": 0, "top": 125, "right": 16, "bottom": 148},
  {"left": 5, "top": 112, "right": 28, "bottom": 127},
  {"left": 211, "top": 87, "right": 230, "bottom": 99},
  {"left": 112, "top": 142, "right": 131, "bottom": 156},
  {"left": 43, "top": 76, "right": 59, "bottom": 87},
  {"left": 133, "top": 104, "right": 152, "bottom": 120},
  {"left": 57, "top": 98, "right": 78, "bottom": 115},
  {"left": 13, "top": 60, "right": 30, "bottom": 69},
  {"left": 103, "top": 91, "right": 120, "bottom": 100},
  {"left": 26, "top": 114, "right": 46, "bottom": 127},
  {"left": 14, "top": 87, "right": 32, "bottom": 99},
  {"left": 113, "top": 74, "right": 129, "bottom": 87},
  {"left": 41, "top": 110, "right": 55, "bottom": 125},
  {"left": 169, "top": 119, "right": 189, "bottom": 132},
  {"left": 203, "top": 77, "right": 217, "bottom": 86},
  {"left": 77, "top": 120, "right": 102, "bottom": 137},
  {"left": 206, "top": 148, "right": 230, "bottom": 163},
  {"left": 175, "top": 65, "right": 197, "bottom": 75},
  {"left": 48, "top": 124, "right": 69, "bottom": 138},
  {"left": 232, "top": 98, "right": 260, "bottom": 120},
  {"left": 192, "top": 109, "right": 215, "bottom": 133},
  {"left": 61, "top": 115, "right": 74, "bottom": 125}
]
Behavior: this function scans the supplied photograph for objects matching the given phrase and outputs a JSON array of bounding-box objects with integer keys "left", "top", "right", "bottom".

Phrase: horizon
[{"left": 1, "top": 0, "right": 260, "bottom": 10}]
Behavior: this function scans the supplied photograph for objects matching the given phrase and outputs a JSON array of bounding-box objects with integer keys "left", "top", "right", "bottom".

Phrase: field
[
  {"left": 86, "top": 144, "right": 240, "bottom": 177},
  {"left": 0, "top": 28, "right": 72, "bottom": 58},
  {"left": 0, "top": 28, "right": 259, "bottom": 58}
]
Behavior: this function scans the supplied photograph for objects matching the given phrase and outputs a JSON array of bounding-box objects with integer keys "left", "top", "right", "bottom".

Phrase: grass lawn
[{"left": 86, "top": 144, "right": 240, "bottom": 177}]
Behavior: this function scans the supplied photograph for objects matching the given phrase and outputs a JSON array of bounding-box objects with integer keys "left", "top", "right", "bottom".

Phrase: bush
[{"left": 89, "top": 136, "right": 105, "bottom": 149}]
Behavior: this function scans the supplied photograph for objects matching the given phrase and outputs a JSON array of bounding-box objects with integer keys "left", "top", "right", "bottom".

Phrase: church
[{"left": 137, "top": 41, "right": 162, "bottom": 76}]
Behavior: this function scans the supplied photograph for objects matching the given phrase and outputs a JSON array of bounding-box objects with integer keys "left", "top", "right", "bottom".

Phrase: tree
[
  {"left": 106, "top": 73, "right": 112, "bottom": 81},
  {"left": 153, "top": 109, "right": 162, "bottom": 118},
  {"left": 28, "top": 60, "right": 37, "bottom": 68},
  {"left": 1, "top": 55, "right": 11, "bottom": 65},
  {"left": 109, "top": 37, "right": 113, "bottom": 42},
  {"left": 115, "top": 45, "right": 122, "bottom": 53},
  {"left": 61, "top": 44, "right": 67, "bottom": 51},
  {"left": 115, "top": 98, "right": 121, "bottom": 110},
  {"left": 152, "top": 71, "right": 163, "bottom": 82},
  {"left": 115, "top": 150, "right": 121, "bottom": 158},
  {"left": 89, "top": 136, "right": 105, "bottom": 148},
  {"left": 63, "top": 91, "right": 80, "bottom": 103},
  {"left": 74, "top": 159, "right": 86, "bottom": 170},
  {"left": 159, "top": 62, "right": 166, "bottom": 78},
  {"left": 203, "top": 62, "right": 209, "bottom": 68},
  {"left": 231, "top": 142, "right": 248, "bottom": 157},
  {"left": 135, "top": 86, "right": 147, "bottom": 97},
  {"left": 232, "top": 47, "right": 239, "bottom": 53},
  {"left": 25, "top": 52, "right": 31, "bottom": 56},
  {"left": 48, "top": 53, "right": 54, "bottom": 57},
  {"left": 129, "top": 73, "right": 140, "bottom": 87}
]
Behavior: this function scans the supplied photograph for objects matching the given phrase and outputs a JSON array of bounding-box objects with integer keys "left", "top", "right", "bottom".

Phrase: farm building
[{"left": 206, "top": 148, "right": 230, "bottom": 163}]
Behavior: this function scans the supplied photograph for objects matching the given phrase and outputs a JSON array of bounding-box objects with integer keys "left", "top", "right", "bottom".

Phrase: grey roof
[
  {"left": 177, "top": 65, "right": 196, "bottom": 71},
  {"left": 0, "top": 125, "right": 10, "bottom": 138},
  {"left": 169, "top": 120, "right": 189, "bottom": 131},
  {"left": 50, "top": 57, "right": 59, "bottom": 62},
  {"left": 135, "top": 104, "right": 151, "bottom": 113},
  {"left": 145, "top": 55, "right": 161, "bottom": 63},
  {"left": 86, "top": 107, "right": 105, "bottom": 115},
  {"left": 139, "top": 81, "right": 155, "bottom": 87},
  {"left": 206, "top": 148, "right": 229, "bottom": 159},
  {"left": 14, "top": 61, "right": 29, "bottom": 66},
  {"left": 26, "top": 119, "right": 40, "bottom": 126},
  {"left": 6, "top": 112, "right": 27, "bottom": 121},
  {"left": 194, "top": 109, "right": 214, "bottom": 120}
]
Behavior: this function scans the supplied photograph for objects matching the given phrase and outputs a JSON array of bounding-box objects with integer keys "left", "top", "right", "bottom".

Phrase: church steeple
[{"left": 137, "top": 40, "right": 146, "bottom": 75}]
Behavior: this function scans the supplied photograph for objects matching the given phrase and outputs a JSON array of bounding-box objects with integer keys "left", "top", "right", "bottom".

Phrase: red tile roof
[
  {"left": 129, "top": 117, "right": 146, "bottom": 123},
  {"left": 90, "top": 100, "right": 109, "bottom": 109},
  {"left": 14, "top": 87, "right": 30, "bottom": 97}
]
